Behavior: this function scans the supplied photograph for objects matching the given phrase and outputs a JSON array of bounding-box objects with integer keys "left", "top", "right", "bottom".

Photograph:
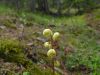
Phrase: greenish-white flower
[
  {"left": 43, "top": 29, "right": 53, "bottom": 38},
  {"left": 47, "top": 49, "right": 56, "bottom": 58},
  {"left": 54, "top": 60, "right": 60, "bottom": 67},
  {"left": 44, "top": 42, "right": 52, "bottom": 48},
  {"left": 53, "top": 32, "right": 60, "bottom": 41}
]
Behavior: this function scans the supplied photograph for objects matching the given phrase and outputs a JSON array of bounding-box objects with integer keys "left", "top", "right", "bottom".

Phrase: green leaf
[{"left": 23, "top": 72, "right": 31, "bottom": 75}]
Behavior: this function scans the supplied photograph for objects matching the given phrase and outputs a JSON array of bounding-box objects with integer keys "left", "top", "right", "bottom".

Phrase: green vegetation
[
  {"left": 0, "top": 38, "right": 25, "bottom": 63},
  {"left": 0, "top": 5, "right": 86, "bottom": 27},
  {"left": 63, "top": 25, "right": 100, "bottom": 74},
  {"left": 0, "top": 0, "right": 100, "bottom": 75}
]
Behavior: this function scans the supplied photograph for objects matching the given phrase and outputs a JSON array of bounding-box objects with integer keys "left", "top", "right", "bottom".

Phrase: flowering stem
[{"left": 52, "top": 58, "right": 55, "bottom": 75}]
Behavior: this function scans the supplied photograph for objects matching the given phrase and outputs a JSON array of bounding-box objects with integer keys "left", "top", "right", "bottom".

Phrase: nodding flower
[
  {"left": 53, "top": 32, "right": 60, "bottom": 41},
  {"left": 54, "top": 60, "right": 60, "bottom": 67},
  {"left": 43, "top": 29, "right": 53, "bottom": 38},
  {"left": 47, "top": 49, "right": 56, "bottom": 58},
  {"left": 44, "top": 42, "right": 52, "bottom": 48}
]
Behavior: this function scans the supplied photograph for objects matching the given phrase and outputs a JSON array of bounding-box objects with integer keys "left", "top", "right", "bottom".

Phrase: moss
[{"left": 0, "top": 38, "right": 25, "bottom": 63}]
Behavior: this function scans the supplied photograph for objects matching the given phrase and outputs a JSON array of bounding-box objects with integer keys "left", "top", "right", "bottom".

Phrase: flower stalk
[{"left": 43, "top": 29, "right": 60, "bottom": 75}]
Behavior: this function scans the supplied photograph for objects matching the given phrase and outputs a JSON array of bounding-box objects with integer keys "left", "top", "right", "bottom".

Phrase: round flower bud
[
  {"left": 54, "top": 60, "right": 60, "bottom": 67},
  {"left": 43, "top": 29, "right": 53, "bottom": 38},
  {"left": 47, "top": 49, "right": 56, "bottom": 58},
  {"left": 44, "top": 42, "right": 52, "bottom": 48},
  {"left": 53, "top": 32, "right": 60, "bottom": 41}
]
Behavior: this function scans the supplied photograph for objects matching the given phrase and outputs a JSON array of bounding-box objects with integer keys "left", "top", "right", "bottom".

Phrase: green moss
[{"left": 0, "top": 38, "right": 25, "bottom": 63}]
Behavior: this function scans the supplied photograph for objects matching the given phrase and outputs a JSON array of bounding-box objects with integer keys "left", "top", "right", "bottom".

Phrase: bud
[
  {"left": 47, "top": 49, "right": 56, "bottom": 58},
  {"left": 43, "top": 29, "right": 53, "bottom": 38},
  {"left": 53, "top": 32, "right": 60, "bottom": 41},
  {"left": 54, "top": 60, "right": 60, "bottom": 67},
  {"left": 44, "top": 42, "right": 52, "bottom": 48}
]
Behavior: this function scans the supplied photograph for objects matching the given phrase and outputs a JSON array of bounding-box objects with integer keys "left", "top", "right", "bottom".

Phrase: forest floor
[{"left": 0, "top": 5, "right": 100, "bottom": 75}]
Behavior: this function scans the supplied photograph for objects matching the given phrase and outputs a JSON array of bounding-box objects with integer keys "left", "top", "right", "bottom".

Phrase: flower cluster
[{"left": 43, "top": 29, "right": 60, "bottom": 67}]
